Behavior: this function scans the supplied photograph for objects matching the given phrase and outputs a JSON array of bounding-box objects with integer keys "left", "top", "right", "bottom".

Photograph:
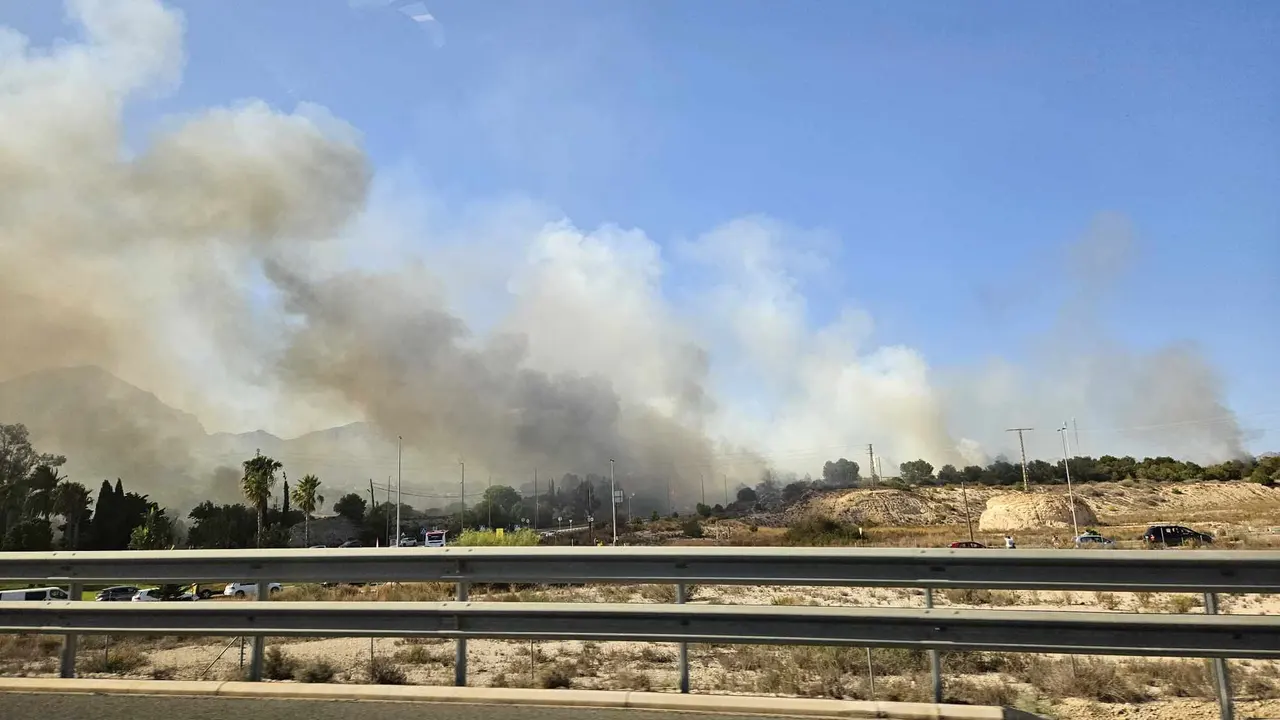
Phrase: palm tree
[
  {"left": 241, "top": 451, "right": 283, "bottom": 547},
  {"left": 25, "top": 465, "right": 63, "bottom": 520},
  {"left": 291, "top": 474, "right": 324, "bottom": 546},
  {"left": 52, "top": 481, "right": 92, "bottom": 549}
]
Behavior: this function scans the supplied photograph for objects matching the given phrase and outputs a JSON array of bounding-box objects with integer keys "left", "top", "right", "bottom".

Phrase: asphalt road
[{"left": 0, "top": 693, "right": 788, "bottom": 720}]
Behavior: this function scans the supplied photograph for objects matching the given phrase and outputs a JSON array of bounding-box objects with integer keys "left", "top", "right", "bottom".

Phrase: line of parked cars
[
  {"left": 88, "top": 582, "right": 282, "bottom": 602},
  {"left": 948, "top": 523, "right": 1215, "bottom": 549}
]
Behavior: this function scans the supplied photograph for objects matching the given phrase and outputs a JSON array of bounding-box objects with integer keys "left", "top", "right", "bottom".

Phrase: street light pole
[
  {"left": 458, "top": 459, "right": 465, "bottom": 536},
  {"left": 1059, "top": 424, "right": 1080, "bottom": 538},
  {"left": 395, "top": 436, "right": 402, "bottom": 547},
  {"left": 609, "top": 459, "right": 617, "bottom": 546}
]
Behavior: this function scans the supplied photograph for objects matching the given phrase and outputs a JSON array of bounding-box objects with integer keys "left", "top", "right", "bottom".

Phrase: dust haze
[{"left": 0, "top": 0, "right": 1249, "bottom": 508}]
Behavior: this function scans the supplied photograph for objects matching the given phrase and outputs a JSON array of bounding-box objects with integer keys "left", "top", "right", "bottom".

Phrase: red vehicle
[{"left": 948, "top": 541, "right": 987, "bottom": 549}]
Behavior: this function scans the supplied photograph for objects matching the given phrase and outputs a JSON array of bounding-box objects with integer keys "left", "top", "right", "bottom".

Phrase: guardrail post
[
  {"left": 1203, "top": 593, "right": 1234, "bottom": 720},
  {"left": 59, "top": 581, "right": 82, "bottom": 678},
  {"left": 455, "top": 581, "right": 469, "bottom": 686},
  {"left": 247, "top": 580, "right": 272, "bottom": 681},
  {"left": 925, "top": 587, "right": 941, "bottom": 703},
  {"left": 676, "top": 583, "right": 689, "bottom": 694}
]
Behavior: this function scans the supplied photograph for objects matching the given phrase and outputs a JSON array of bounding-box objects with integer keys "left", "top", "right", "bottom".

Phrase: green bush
[{"left": 782, "top": 514, "right": 867, "bottom": 546}]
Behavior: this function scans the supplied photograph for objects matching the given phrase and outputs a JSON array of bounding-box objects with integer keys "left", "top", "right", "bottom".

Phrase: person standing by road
[{"left": 1005, "top": 535, "right": 1016, "bottom": 549}]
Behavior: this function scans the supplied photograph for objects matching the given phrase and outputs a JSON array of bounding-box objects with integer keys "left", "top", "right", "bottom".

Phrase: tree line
[{"left": 2, "top": 420, "right": 1276, "bottom": 551}]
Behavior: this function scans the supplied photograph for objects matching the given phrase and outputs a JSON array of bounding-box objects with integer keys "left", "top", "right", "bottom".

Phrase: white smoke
[{"left": 0, "top": 1, "right": 1250, "bottom": 509}]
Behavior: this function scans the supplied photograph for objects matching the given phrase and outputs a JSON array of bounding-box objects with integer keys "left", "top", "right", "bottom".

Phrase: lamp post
[
  {"left": 395, "top": 436, "right": 402, "bottom": 546},
  {"left": 458, "top": 459, "right": 465, "bottom": 534},
  {"left": 609, "top": 459, "right": 618, "bottom": 546}
]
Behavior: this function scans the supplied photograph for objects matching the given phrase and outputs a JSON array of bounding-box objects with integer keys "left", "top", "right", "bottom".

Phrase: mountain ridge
[{"left": 0, "top": 366, "right": 400, "bottom": 508}]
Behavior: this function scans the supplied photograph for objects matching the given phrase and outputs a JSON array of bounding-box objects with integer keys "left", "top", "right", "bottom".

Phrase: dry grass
[
  {"left": 393, "top": 643, "right": 451, "bottom": 666},
  {"left": 1166, "top": 594, "right": 1203, "bottom": 614},
  {"left": 280, "top": 583, "right": 453, "bottom": 602},
  {"left": 637, "top": 584, "right": 699, "bottom": 603},
  {"left": 79, "top": 645, "right": 147, "bottom": 675},
  {"left": 942, "top": 588, "right": 1018, "bottom": 606}
]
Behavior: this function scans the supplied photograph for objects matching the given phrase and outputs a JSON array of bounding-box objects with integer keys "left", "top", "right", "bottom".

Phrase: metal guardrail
[
  {"left": 2, "top": 601, "right": 1277, "bottom": 658},
  {"left": 4, "top": 546, "right": 1279, "bottom": 592},
  {"left": 2, "top": 547, "right": 1276, "bottom": 720}
]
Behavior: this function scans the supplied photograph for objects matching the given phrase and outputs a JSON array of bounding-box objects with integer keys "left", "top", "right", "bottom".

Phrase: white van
[{"left": 0, "top": 587, "right": 70, "bottom": 601}]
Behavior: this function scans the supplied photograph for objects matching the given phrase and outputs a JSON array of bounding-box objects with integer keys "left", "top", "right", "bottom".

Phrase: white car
[{"left": 223, "top": 582, "right": 282, "bottom": 598}]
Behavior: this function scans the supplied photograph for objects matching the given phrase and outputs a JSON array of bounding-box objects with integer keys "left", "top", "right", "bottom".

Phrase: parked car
[
  {"left": 1143, "top": 524, "right": 1213, "bottom": 547},
  {"left": 223, "top": 582, "right": 282, "bottom": 598},
  {"left": 0, "top": 587, "right": 70, "bottom": 602},
  {"left": 1074, "top": 532, "right": 1115, "bottom": 548},
  {"left": 397, "top": 536, "right": 418, "bottom": 547},
  {"left": 338, "top": 539, "right": 363, "bottom": 548},
  {"left": 95, "top": 585, "right": 139, "bottom": 602},
  {"left": 132, "top": 586, "right": 201, "bottom": 602},
  {"left": 948, "top": 541, "right": 987, "bottom": 549}
]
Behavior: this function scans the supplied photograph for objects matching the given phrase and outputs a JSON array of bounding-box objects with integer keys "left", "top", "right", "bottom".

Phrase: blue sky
[{"left": 5, "top": 0, "right": 1278, "bottom": 453}]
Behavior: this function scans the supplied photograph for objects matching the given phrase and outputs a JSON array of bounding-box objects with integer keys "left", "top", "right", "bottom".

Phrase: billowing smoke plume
[{"left": 0, "top": 0, "right": 1249, "bottom": 509}]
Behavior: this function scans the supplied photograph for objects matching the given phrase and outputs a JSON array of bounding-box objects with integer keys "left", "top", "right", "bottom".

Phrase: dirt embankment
[{"left": 781, "top": 482, "right": 1280, "bottom": 529}]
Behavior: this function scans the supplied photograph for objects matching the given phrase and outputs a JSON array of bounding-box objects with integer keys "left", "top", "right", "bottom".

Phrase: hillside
[
  {"left": 0, "top": 366, "right": 400, "bottom": 508},
  {"left": 787, "top": 481, "right": 1280, "bottom": 530}
]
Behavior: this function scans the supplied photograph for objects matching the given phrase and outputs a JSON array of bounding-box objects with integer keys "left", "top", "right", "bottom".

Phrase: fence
[{"left": 3, "top": 546, "right": 1279, "bottom": 719}]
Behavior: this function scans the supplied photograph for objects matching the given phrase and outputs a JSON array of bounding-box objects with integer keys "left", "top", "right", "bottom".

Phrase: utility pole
[
  {"left": 867, "top": 444, "right": 877, "bottom": 487},
  {"left": 699, "top": 472, "right": 705, "bottom": 506},
  {"left": 960, "top": 480, "right": 975, "bottom": 542},
  {"left": 1072, "top": 418, "right": 1081, "bottom": 457},
  {"left": 723, "top": 474, "right": 729, "bottom": 506},
  {"left": 386, "top": 476, "right": 392, "bottom": 545},
  {"left": 368, "top": 479, "right": 376, "bottom": 544},
  {"left": 610, "top": 459, "right": 617, "bottom": 546},
  {"left": 533, "top": 469, "right": 538, "bottom": 531},
  {"left": 1005, "top": 428, "right": 1033, "bottom": 491},
  {"left": 876, "top": 457, "right": 884, "bottom": 482},
  {"left": 395, "top": 436, "right": 402, "bottom": 546},
  {"left": 1059, "top": 424, "right": 1080, "bottom": 537},
  {"left": 458, "top": 459, "right": 465, "bottom": 535}
]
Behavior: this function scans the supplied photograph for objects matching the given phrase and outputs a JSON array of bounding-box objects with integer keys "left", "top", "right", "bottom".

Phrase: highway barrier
[{"left": 2, "top": 546, "right": 1276, "bottom": 720}]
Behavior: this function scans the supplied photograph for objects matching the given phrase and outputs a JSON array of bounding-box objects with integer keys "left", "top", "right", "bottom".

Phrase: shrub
[
  {"left": 783, "top": 514, "right": 866, "bottom": 546},
  {"left": 294, "top": 659, "right": 337, "bottom": 683},
  {"left": 540, "top": 663, "right": 574, "bottom": 689},
  {"left": 367, "top": 656, "right": 408, "bottom": 685},
  {"left": 263, "top": 646, "right": 298, "bottom": 680},
  {"left": 680, "top": 518, "right": 703, "bottom": 538}
]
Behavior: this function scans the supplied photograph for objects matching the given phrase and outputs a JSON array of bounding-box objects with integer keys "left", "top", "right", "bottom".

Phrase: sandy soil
[{"left": 2, "top": 580, "right": 1272, "bottom": 720}]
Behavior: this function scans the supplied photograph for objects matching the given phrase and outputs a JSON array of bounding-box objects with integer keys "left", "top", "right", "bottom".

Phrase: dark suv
[
  {"left": 95, "top": 585, "right": 139, "bottom": 602},
  {"left": 1143, "top": 524, "right": 1213, "bottom": 547}
]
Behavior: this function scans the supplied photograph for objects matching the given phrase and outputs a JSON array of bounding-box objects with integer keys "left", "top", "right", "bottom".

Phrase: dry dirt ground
[
  {"left": 4, "top": 581, "right": 1278, "bottom": 720},
  {"left": 4, "top": 481, "right": 1280, "bottom": 720}
]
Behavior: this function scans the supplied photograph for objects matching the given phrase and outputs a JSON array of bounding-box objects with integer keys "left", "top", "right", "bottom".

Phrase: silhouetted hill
[{"left": 0, "top": 366, "right": 400, "bottom": 510}]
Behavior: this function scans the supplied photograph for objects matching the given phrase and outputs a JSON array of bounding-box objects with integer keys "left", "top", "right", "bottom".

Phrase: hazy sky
[{"left": 2, "top": 0, "right": 1276, "bottom": 469}]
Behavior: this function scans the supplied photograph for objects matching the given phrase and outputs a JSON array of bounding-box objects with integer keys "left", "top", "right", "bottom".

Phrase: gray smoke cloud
[{"left": 0, "top": 0, "right": 1249, "bottom": 510}]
